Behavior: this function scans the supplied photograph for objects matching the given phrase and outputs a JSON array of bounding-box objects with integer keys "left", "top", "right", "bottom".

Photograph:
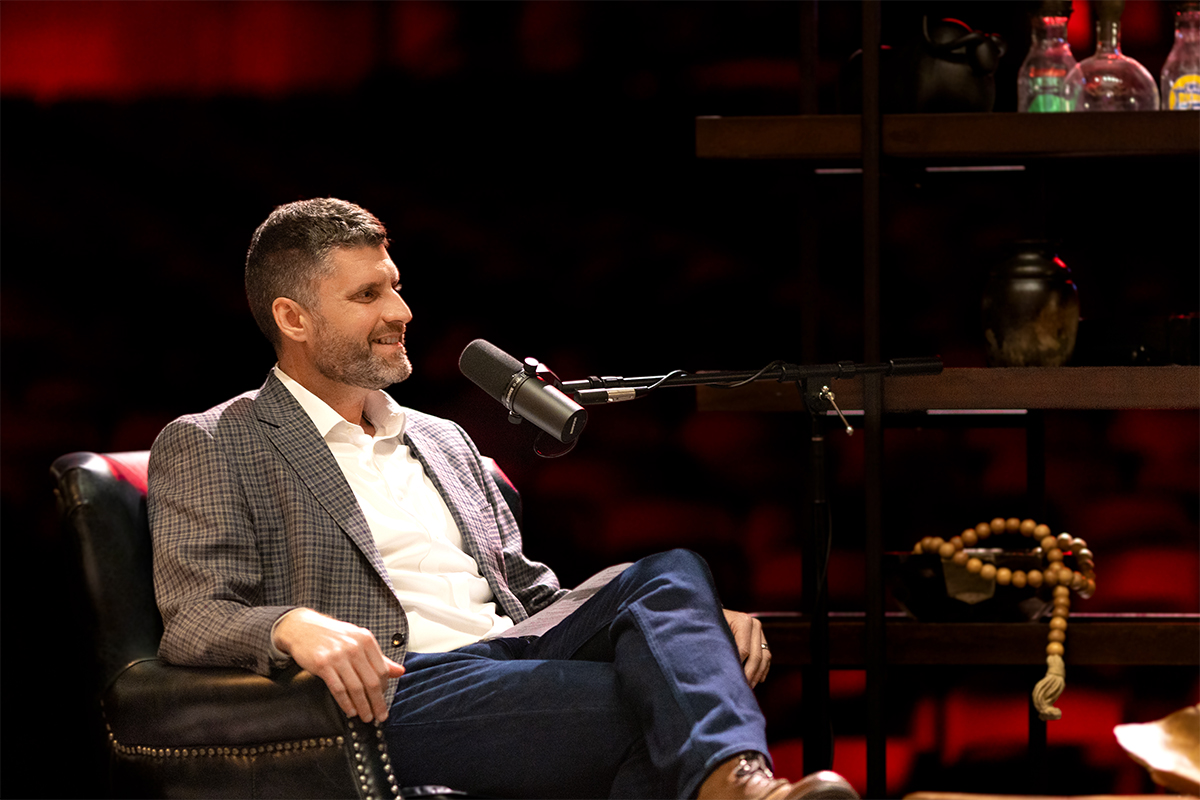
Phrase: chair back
[{"left": 52, "top": 451, "right": 161, "bottom": 688}]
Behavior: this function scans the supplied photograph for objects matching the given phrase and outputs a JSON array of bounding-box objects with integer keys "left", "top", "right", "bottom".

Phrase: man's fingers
[
  {"left": 328, "top": 650, "right": 390, "bottom": 721},
  {"left": 346, "top": 635, "right": 397, "bottom": 721},
  {"left": 723, "top": 608, "right": 770, "bottom": 688},
  {"left": 275, "top": 610, "right": 397, "bottom": 722},
  {"left": 744, "top": 617, "right": 768, "bottom": 687},
  {"left": 751, "top": 616, "right": 771, "bottom": 686},
  {"left": 752, "top": 634, "right": 771, "bottom": 687},
  {"left": 744, "top": 626, "right": 768, "bottom": 687},
  {"left": 316, "top": 667, "right": 363, "bottom": 720},
  {"left": 313, "top": 655, "right": 374, "bottom": 721}
]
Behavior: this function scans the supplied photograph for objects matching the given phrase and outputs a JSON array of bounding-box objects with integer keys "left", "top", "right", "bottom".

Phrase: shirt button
[{"left": 391, "top": 633, "right": 404, "bottom": 648}]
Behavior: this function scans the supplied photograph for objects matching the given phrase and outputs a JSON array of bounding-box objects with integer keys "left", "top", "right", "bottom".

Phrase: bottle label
[{"left": 1168, "top": 74, "right": 1200, "bottom": 109}]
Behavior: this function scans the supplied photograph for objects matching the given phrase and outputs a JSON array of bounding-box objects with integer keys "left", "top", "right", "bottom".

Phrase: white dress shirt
[{"left": 274, "top": 366, "right": 514, "bottom": 652}]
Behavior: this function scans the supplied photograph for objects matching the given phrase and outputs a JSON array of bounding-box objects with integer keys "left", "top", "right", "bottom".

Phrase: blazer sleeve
[{"left": 149, "top": 416, "right": 296, "bottom": 676}]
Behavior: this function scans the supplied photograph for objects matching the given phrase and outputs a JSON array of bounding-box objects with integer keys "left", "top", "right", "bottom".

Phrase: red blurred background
[{"left": 3, "top": 2, "right": 1196, "bottom": 796}]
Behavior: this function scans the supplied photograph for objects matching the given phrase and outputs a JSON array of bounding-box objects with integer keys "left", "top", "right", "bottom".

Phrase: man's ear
[{"left": 272, "top": 297, "right": 312, "bottom": 344}]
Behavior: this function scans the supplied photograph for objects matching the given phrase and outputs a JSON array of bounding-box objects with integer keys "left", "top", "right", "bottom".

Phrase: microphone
[{"left": 459, "top": 339, "right": 588, "bottom": 443}]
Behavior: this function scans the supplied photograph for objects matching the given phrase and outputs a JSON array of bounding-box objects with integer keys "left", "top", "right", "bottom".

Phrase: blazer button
[{"left": 391, "top": 633, "right": 404, "bottom": 648}]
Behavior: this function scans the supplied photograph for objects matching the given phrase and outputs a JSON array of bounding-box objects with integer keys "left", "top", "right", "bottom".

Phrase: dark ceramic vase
[
  {"left": 838, "top": 17, "right": 1005, "bottom": 113},
  {"left": 982, "top": 242, "right": 1080, "bottom": 367}
]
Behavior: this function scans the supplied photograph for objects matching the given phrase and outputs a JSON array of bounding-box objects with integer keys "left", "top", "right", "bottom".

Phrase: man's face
[{"left": 306, "top": 244, "right": 413, "bottom": 390}]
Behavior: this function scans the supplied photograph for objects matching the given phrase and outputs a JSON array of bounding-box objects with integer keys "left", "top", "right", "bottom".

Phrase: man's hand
[
  {"left": 723, "top": 608, "right": 770, "bottom": 688},
  {"left": 273, "top": 608, "right": 405, "bottom": 722}
]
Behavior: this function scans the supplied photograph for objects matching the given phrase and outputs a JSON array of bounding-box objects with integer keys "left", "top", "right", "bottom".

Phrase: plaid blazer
[{"left": 149, "top": 371, "right": 566, "bottom": 705}]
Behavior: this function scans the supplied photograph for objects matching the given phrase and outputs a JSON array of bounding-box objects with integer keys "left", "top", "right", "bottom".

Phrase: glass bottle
[
  {"left": 1161, "top": 2, "right": 1200, "bottom": 109},
  {"left": 1018, "top": 1, "right": 1079, "bottom": 112},
  {"left": 1065, "top": 0, "right": 1160, "bottom": 111}
]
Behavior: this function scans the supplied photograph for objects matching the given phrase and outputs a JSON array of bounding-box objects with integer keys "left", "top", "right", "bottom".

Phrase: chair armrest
[
  {"left": 104, "top": 659, "right": 346, "bottom": 748},
  {"left": 101, "top": 659, "right": 401, "bottom": 799}
]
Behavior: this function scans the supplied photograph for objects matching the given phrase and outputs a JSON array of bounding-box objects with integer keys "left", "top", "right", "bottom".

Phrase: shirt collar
[{"left": 273, "top": 365, "right": 407, "bottom": 441}]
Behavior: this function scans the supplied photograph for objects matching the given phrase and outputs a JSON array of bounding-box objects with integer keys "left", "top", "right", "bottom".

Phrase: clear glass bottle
[
  {"left": 1161, "top": 2, "right": 1200, "bottom": 109},
  {"left": 1018, "top": 2, "right": 1079, "bottom": 112},
  {"left": 1065, "top": 0, "right": 1160, "bottom": 111}
]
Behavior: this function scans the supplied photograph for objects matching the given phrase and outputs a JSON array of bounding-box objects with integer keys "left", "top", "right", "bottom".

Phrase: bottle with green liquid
[{"left": 1018, "top": 0, "right": 1079, "bottom": 112}]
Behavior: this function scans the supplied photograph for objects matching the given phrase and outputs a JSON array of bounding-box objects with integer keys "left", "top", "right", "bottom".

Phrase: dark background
[{"left": 3, "top": 2, "right": 1197, "bottom": 797}]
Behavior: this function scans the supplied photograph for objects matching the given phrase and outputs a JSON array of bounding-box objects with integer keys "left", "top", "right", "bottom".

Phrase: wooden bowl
[{"left": 886, "top": 549, "right": 1073, "bottom": 622}]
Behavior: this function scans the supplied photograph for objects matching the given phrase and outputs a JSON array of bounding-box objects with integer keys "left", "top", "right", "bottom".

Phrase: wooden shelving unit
[
  {"left": 696, "top": 67, "right": 1199, "bottom": 794},
  {"left": 696, "top": 111, "right": 1200, "bottom": 161},
  {"left": 756, "top": 612, "right": 1200, "bottom": 668},
  {"left": 697, "top": 365, "right": 1200, "bottom": 413}
]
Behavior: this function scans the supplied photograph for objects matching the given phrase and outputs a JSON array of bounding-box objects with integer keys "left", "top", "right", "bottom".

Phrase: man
[{"left": 149, "top": 198, "right": 857, "bottom": 799}]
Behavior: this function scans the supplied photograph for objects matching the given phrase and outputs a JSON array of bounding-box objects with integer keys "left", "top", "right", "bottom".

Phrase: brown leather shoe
[{"left": 696, "top": 753, "right": 860, "bottom": 800}]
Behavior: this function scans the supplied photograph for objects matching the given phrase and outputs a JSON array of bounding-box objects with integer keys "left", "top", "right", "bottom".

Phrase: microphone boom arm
[{"left": 561, "top": 357, "right": 943, "bottom": 406}]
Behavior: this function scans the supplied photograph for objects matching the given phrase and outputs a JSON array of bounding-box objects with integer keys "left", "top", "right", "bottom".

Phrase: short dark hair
[{"left": 244, "top": 198, "right": 389, "bottom": 349}]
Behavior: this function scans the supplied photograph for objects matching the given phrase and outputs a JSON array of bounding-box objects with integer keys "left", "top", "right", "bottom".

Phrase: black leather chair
[{"left": 52, "top": 450, "right": 521, "bottom": 799}]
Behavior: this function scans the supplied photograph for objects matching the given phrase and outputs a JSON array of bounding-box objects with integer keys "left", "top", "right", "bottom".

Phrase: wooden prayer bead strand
[
  {"left": 910, "top": 520, "right": 1096, "bottom": 604},
  {"left": 909, "top": 519, "right": 1098, "bottom": 721},
  {"left": 1048, "top": 586, "right": 1071, "bottom": 656}
]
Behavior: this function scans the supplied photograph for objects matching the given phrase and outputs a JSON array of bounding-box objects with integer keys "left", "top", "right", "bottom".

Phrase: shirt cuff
[{"left": 268, "top": 608, "right": 302, "bottom": 665}]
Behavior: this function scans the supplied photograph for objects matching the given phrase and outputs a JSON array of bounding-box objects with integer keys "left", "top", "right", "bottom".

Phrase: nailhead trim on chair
[
  {"left": 106, "top": 727, "right": 345, "bottom": 758},
  {"left": 347, "top": 720, "right": 402, "bottom": 798},
  {"left": 104, "top": 716, "right": 402, "bottom": 798}
]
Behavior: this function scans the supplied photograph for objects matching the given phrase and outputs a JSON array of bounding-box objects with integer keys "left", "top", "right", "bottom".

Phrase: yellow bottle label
[{"left": 1169, "top": 74, "right": 1200, "bottom": 109}]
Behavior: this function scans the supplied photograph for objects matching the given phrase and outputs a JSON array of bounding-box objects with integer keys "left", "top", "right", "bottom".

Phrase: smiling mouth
[{"left": 374, "top": 335, "right": 403, "bottom": 345}]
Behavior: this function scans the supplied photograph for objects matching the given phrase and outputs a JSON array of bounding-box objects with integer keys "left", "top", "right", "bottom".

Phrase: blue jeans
[{"left": 382, "top": 549, "right": 770, "bottom": 799}]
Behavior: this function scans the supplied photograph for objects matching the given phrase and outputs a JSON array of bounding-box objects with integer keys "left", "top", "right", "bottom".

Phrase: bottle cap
[{"left": 1095, "top": 0, "right": 1125, "bottom": 23}]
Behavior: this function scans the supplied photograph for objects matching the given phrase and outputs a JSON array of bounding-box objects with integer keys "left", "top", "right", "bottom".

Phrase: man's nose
[{"left": 384, "top": 292, "right": 413, "bottom": 323}]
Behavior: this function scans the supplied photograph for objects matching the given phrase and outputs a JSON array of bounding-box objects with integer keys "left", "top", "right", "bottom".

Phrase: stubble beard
[{"left": 310, "top": 315, "right": 413, "bottom": 390}]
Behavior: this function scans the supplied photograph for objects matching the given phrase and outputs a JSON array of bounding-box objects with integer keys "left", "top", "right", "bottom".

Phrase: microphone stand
[{"left": 559, "top": 356, "right": 943, "bottom": 772}]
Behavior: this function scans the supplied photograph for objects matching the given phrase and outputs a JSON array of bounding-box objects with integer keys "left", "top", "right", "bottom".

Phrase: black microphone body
[{"left": 459, "top": 339, "right": 587, "bottom": 443}]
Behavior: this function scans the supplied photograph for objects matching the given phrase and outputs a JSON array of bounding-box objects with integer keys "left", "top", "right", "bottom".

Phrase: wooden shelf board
[
  {"left": 756, "top": 612, "right": 1200, "bottom": 667},
  {"left": 696, "top": 111, "right": 1200, "bottom": 160},
  {"left": 696, "top": 366, "right": 1200, "bottom": 413}
]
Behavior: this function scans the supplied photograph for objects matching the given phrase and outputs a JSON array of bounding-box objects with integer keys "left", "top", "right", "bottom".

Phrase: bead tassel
[{"left": 1033, "top": 654, "right": 1067, "bottom": 720}]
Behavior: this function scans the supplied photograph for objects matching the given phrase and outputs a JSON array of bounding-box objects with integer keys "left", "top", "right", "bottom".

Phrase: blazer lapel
[{"left": 253, "top": 373, "right": 394, "bottom": 591}]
